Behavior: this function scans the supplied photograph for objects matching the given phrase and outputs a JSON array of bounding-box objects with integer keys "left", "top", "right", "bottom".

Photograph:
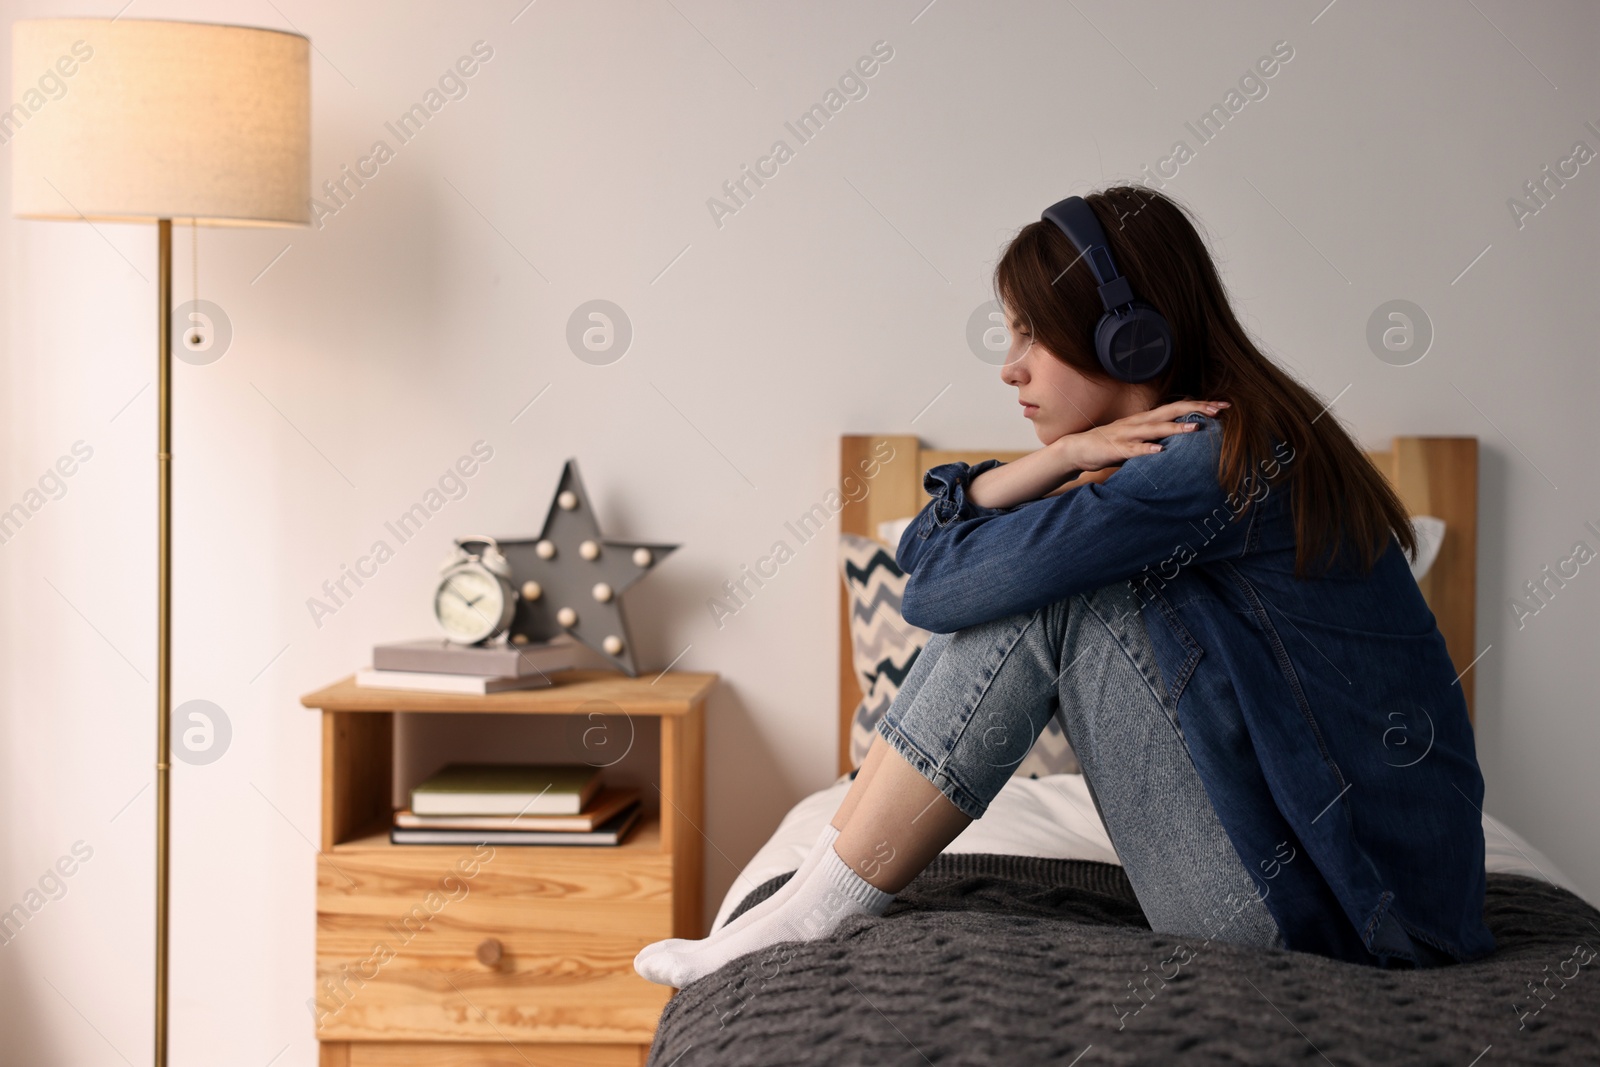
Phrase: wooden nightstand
[{"left": 299, "top": 669, "right": 716, "bottom": 1067}]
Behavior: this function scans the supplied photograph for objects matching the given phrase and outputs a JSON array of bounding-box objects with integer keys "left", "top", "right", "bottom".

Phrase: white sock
[
  {"left": 635, "top": 842, "right": 893, "bottom": 988},
  {"left": 634, "top": 823, "right": 841, "bottom": 967},
  {"left": 721, "top": 822, "right": 842, "bottom": 933}
]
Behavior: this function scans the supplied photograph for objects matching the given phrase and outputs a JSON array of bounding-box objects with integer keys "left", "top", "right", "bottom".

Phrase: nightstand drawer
[{"left": 313, "top": 830, "right": 674, "bottom": 1044}]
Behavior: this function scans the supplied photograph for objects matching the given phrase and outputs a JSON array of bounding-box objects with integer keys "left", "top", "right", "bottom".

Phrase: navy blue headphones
[{"left": 1041, "top": 195, "right": 1173, "bottom": 383}]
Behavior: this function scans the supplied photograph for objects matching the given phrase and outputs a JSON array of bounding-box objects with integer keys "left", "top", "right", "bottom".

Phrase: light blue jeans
[{"left": 876, "top": 580, "right": 1285, "bottom": 949}]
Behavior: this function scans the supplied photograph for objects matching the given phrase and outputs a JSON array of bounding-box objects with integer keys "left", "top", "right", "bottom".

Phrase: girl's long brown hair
[{"left": 995, "top": 184, "right": 1415, "bottom": 576}]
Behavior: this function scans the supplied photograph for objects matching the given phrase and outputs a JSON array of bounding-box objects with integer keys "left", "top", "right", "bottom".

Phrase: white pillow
[
  {"left": 1408, "top": 515, "right": 1446, "bottom": 580},
  {"left": 877, "top": 515, "right": 914, "bottom": 547}
]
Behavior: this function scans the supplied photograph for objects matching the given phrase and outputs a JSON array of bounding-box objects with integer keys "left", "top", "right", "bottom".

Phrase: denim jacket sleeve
[
  {"left": 920, "top": 457, "right": 1011, "bottom": 527},
  {"left": 894, "top": 414, "right": 1249, "bottom": 633}
]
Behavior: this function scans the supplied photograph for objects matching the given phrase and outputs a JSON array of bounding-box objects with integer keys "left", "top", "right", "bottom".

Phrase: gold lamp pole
[
  {"left": 11, "top": 20, "right": 310, "bottom": 1065},
  {"left": 156, "top": 216, "right": 172, "bottom": 1058}
]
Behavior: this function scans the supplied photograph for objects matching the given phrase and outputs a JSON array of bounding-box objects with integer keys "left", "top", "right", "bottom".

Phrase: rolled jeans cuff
[{"left": 874, "top": 714, "right": 990, "bottom": 822}]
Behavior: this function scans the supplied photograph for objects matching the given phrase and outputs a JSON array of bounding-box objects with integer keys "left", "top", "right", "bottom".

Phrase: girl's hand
[{"left": 1058, "top": 400, "right": 1229, "bottom": 473}]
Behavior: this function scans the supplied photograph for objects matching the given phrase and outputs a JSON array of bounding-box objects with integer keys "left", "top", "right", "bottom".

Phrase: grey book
[
  {"left": 373, "top": 635, "right": 578, "bottom": 677},
  {"left": 355, "top": 668, "right": 555, "bottom": 695}
]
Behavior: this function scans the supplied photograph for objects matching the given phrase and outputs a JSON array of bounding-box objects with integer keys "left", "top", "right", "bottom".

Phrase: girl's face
[{"left": 999, "top": 304, "right": 1154, "bottom": 445}]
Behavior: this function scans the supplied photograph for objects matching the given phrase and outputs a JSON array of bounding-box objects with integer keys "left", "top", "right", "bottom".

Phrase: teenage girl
[{"left": 636, "top": 185, "right": 1491, "bottom": 987}]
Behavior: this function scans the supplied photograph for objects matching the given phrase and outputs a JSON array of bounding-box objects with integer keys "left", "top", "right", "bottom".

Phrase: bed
[{"left": 646, "top": 434, "right": 1600, "bottom": 1066}]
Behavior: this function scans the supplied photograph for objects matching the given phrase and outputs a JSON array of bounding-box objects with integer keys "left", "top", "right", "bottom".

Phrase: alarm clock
[{"left": 433, "top": 536, "right": 517, "bottom": 645}]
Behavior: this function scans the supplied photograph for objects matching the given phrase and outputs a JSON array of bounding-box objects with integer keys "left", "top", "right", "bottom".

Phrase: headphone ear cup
[{"left": 1095, "top": 303, "right": 1173, "bottom": 383}]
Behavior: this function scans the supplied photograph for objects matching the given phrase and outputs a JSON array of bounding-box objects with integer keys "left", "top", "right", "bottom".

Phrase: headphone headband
[
  {"left": 1041, "top": 197, "right": 1134, "bottom": 313},
  {"left": 1040, "top": 194, "right": 1173, "bottom": 384}
]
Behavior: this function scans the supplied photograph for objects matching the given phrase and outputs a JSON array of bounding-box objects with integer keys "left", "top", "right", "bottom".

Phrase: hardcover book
[
  {"left": 354, "top": 668, "right": 554, "bottom": 695},
  {"left": 410, "top": 762, "right": 603, "bottom": 816},
  {"left": 390, "top": 800, "right": 640, "bottom": 846},
  {"left": 393, "top": 788, "right": 639, "bottom": 832},
  {"left": 373, "top": 635, "right": 578, "bottom": 677}
]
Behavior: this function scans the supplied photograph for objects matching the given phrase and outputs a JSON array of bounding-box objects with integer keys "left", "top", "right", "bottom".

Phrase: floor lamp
[{"left": 11, "top": 19, "right": 310, "bottom": 1066}]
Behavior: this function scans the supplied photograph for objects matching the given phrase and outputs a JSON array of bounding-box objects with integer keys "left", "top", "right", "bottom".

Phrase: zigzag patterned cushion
[{"left": 839, "top": 533, "right": 1079, "bottom": 776}]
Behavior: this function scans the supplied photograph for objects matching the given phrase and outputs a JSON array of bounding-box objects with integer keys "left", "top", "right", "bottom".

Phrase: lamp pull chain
[{"left": 188, "top": 222, "right": 201, "bottom": 347}]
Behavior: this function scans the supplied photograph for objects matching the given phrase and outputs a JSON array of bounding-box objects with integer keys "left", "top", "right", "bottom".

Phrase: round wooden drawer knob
[{"left": 476, "top": 938, "right": 504, "bottom": 967}]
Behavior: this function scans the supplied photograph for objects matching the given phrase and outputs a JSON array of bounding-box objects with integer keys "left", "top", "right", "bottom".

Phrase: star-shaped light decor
[{"left": 498, "top": 459, "right": 677, "bottom": 677}]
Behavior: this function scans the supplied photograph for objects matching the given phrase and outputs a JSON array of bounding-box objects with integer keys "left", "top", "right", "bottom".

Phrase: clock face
[{"left": 434, "top": 564, "right": 508, "bottom": 644}]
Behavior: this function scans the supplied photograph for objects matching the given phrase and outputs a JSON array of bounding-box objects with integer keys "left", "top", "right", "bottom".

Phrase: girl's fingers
[
  {"left": 1099, "top": 401, "right": 1231, "bottom": 462},
  {"left": 1117, "top": 420, "right": 1199, "bottom": 444},
  {"left": 1147, "top": 399, "right": 1228, "bottom": 420}
]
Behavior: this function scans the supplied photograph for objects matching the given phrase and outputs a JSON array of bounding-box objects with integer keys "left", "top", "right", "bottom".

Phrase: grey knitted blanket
[{"left": 646, "top": 855, "right": 1600, "bottom": 1066}]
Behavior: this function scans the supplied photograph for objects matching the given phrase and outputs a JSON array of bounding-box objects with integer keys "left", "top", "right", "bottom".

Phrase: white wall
[{"left": 2, "top": 1, "right": 1595, "bottom": 1062}]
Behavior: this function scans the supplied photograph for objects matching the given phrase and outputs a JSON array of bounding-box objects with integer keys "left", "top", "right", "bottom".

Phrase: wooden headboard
[{"left": 837, "top": 435, "right": 1479, "bottom": 775}]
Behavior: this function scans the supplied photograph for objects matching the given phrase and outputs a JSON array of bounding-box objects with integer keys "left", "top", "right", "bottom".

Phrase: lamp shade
[{"left": 11, "top": 18, "right": 310, "bottom": 226}]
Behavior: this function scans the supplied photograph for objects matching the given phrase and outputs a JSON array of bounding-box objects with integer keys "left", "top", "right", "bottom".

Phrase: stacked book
[
  {"left": 391, "top": 762, "right": 642, "bottom": 846},
  {"left": 357, "top": 635, "right": 579, "bottom": 694}
]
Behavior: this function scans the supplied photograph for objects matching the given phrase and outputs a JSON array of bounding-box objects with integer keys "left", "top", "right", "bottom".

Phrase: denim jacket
[{"left": 896, "top": 412, "right": 1494, "bottom": 967}]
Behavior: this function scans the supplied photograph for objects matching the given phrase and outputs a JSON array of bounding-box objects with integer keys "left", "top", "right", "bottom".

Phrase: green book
[{"left": 411, "top": 763, "right": 602, "bottom": 816}]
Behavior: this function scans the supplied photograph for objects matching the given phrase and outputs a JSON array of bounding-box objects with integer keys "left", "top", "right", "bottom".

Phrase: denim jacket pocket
[{"left": 1141, "top": 588, "right": 1206, "bottom": 709}]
